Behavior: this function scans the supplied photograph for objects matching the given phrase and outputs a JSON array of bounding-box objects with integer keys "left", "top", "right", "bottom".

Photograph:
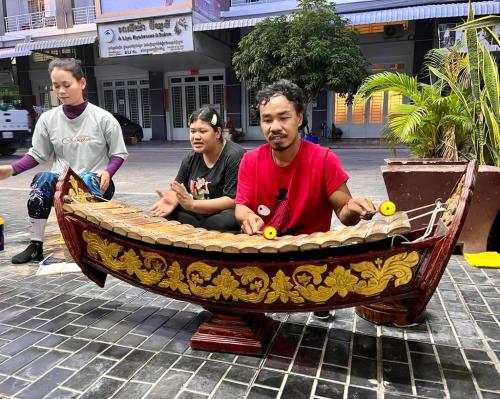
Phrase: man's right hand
[
  {"left": 240, "top": 212, "right": 265, "bottom": 235},
  {"left": 149, "top": 190, "right": 176, "bottom": 217},
  {"left": 0, "top": 165, "right": 14, "bottom": 181}
]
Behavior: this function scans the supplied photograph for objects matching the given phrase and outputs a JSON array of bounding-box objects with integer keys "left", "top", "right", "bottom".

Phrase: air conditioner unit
[{"left": 383, "top": 24, "right": 405, "bottom": 39}]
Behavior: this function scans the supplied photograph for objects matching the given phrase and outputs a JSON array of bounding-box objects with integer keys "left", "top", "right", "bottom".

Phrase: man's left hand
[{"left": 97, "top": 171, "right": 110, "bottom": 193}]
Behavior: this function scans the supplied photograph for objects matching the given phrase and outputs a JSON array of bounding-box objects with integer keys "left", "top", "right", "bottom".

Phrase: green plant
[
  {"left": 354, "top": 1, "right": 499, "bottom": 166},
  {"left": 232, "top": 0, "right": 369, "bottom": 134}
]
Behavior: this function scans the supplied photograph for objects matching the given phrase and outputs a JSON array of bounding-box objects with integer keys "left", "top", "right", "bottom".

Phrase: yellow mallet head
[
  {"left": 379, "top": 200, "right": 396, "bottom": 216},
  {"left": 263, "top": 225, "right": 277, "bottom": 240}
]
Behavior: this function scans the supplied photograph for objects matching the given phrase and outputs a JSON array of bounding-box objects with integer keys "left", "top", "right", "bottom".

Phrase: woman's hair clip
[{"left": 211, "top": 114, "right": 217, "bottom": 126}]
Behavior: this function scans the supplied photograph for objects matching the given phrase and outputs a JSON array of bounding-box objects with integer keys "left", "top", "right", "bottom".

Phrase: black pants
[{"left": 169, "top": 208, "right": 240, "bottom": 232}]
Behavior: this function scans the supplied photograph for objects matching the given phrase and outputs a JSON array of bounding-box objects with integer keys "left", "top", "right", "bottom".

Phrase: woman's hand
[
  {"left": 97, "top": 171, "right": 110, "bottom": 193},
  {"left": 149, "top": 190, "right": 177, "bottom": 217},
  {"left": 0, "top": 165, "right": 14, "bottom": 181},
  {"left": 170, "top": 181, "right": 194, "bottom": 212}
]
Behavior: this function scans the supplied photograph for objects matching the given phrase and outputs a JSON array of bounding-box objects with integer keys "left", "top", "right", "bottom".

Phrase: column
[
  {"left": 55, "top": 0, "right": 73, "bottom": 29},
  {"left": 75, "top": 44, "right": 97, "bottom": 105},
  {"left": 149, "top": 71, "right": 167, "bottom": 141}
]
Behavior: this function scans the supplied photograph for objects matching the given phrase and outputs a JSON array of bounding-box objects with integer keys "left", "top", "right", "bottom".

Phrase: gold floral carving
[
  {"left": 82, "top": 230, "right": 420, "bottom": 304},
  {"left": 69, "top": 175, "right": 92, "bottom": 203}
]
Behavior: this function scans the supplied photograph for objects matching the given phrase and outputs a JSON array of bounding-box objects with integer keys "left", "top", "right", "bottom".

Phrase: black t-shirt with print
[{"left": 175, "top": 140, "right": 246, "bottom": 200}]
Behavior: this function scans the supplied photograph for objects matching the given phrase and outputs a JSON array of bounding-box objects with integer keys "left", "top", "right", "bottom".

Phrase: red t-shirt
[{"left": 236, "top": 140, "right": 349, "bottom": 235}]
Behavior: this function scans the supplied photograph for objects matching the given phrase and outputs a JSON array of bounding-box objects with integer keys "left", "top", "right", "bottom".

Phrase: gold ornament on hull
[{"left": 83, "top": 231, "right": 420, "bottom": 304}]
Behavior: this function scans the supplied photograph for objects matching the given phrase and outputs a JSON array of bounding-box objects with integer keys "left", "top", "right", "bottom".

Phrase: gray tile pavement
[{"left": 0, "top": 142, "right": 498, "bottom": 398}]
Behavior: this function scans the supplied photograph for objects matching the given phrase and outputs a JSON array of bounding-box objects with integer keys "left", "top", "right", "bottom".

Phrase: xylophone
[{"left": 54, "top": 161, "right": 477, "bottom": 355}]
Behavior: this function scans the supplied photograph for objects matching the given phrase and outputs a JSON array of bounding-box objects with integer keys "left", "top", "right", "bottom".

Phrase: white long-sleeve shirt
[{"left": 28, "top": 103, "right": 128, "bottom": 174}]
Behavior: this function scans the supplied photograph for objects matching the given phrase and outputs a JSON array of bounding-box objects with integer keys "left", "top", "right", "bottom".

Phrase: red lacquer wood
[{"left": 54, "top": 162, "right": 477, "bottom": 354}]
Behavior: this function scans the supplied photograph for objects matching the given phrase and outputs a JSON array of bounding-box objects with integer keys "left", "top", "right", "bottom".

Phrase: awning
[
  {"left": 193, "top": 1, "right": 500, "bottom": 31},
  {"left": 0, "top": 47, "right": 32, "bottom": 59},
  {"left": 344, "top": 1, "right": 500, "bottom": 25},
  {"left": 15, "top": 34, "right": 97, "bottom": 52}
]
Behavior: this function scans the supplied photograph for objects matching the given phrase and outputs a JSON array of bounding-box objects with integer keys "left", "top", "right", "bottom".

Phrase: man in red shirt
[{"left": 235, "top": 79, "right": 375, "bottom": 237}]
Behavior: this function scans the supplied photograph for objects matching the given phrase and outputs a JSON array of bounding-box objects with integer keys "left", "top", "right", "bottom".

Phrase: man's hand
[
  {"left": 149, "top": 189, "right": 177, "bottom": 217},
  {"left": 97, "top": 171, "right": 110, "bottom": 193},
  {"left": 345, "top": 197, "right": 376, "bottom": 220},
  {"left": 171, "top": 181, "right": 194, "bottom": 212},
  {"left": 0, "top": 165, "right": 14, "bottom": 181},
  {"left": 240, "top": 212, "right": 265, "bottom": 235}
]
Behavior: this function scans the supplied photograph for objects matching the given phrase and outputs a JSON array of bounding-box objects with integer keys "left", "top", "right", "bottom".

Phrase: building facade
[{"left": 0, "top": 0, "right": 499, "bottom": 141}]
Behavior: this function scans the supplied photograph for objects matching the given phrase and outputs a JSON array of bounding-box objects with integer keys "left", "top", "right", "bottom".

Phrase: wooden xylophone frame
[{"left": 54, "top": 161, "right": 477, "bottom": 356}]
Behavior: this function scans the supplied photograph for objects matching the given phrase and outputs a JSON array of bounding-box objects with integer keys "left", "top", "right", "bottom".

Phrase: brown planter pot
[{"left": 382, "top": 159, "right": 500, "bottom": 254}]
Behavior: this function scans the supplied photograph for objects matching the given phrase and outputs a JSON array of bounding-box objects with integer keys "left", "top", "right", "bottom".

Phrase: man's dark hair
[{"left": 254, "top": 79, "right": 308, "bottom": 130}]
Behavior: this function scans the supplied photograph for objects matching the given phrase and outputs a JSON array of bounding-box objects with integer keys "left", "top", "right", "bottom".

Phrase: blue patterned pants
[{"left": 28, "top": 172, "right": 115, "bottom": 219}]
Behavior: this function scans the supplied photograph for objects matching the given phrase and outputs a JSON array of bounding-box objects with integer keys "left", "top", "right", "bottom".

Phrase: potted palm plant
[{"left": 354, "top": 3, "right": 500, "bottom": 253}]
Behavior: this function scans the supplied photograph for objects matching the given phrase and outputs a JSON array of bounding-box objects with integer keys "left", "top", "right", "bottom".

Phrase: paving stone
[
  {"left": 464, "top": 349, "right": 491, "bottom": 362},
  {"left": 346, "top": 385, "right": 377, "bottom": 399},
  {"left": 383, "top": 360, "right": 413, "bottom": 394},
  {"left": 106, "top": 349, "right": 155, "bottom": 380},
  {"left": 186, "top": 361, "right": 228, "bottom": 394},
  {"left": 33, "top": 334, "right": 67, "bottom": 348},
  {"left": 139, "top": 326, "right": 177, "bottom": 352},
  {"left": 146, "top": 369, "right": 192, "bottom": 399},
  {"left": 16, "top": 367, "right": 74, "bottom": 399},
  {"left": 291, "top": 346, "right": 321, "bottom": 376},
  {"left": 63, "top": 357, "right": 117, "bottom": 391},
  {"left": 443, "top": 369, "right": 480, "bottom": 399},
  {"left": 410, "top": 352, "right": 442, "bottom": 382},
  {"left": 247, "top": 385, "right": 279, "bottom": 399},
  {"left": 79, "top": 376, "right": 124, "bottom": 399},
  {"left": 415, "top": 380, "right": 446, "bottom": 399},
  {"left": 268, "top": 329, "right": 300, "bottom": 358},
  {"left": 116, "top": 332, "right": 146, "bottom": 347},
  {"left": 173, "top": 356, "right": 204, "bottom": 372},
  {"left": 255, "top": 368, "right": 284, "bottom": 388},
  {"left": 101, "top": 345, "right": 132, "bottom": 360},
  {"left": 162, "top": 330, "right": 192, "bottom": 354},
  {"left": 0, "top": 376, "right": 30, "bottom": 396},
  {"left": 224, "top": 365, "right": 256, "bottom": 384},
  {"left": 349, "top": 356, "right": 377, "bottom": 388},
  {"left": 482, "top": 391, "right": 500, "bottom": 399},
  {"left": 281, "top": 374, "right": 314, "bottom": 399},
  {"left": 209, "top": 352, "right": 237, "bottom": 363},
  {"left": 319, "top": 363, "right": 348, "bottom": 383},
  {"left": 323, "top": 339, "right": 350, "bottom": 367},
  {"left": 382, "top": 337, "right": 408, "bottom": 362},
  {"left": 111, "top": 381, "right": 152, "bottom": 399},
  {"left": 436, "top": 345, "right": 468, "bottom": 372},
  {"left": 16, "top": 349, "right": 69, "bottom": 379},
  {"left": 0, "top": 346, "right": 47, "bottom": 374},
  {"left": 263, "top": 355, "right": 292, "bottom": 371},
  {"left": 132, "top": 352, "right": 177, "bottom": 383},
  {"left": 47, "top": 387, "right": 81, "bottom": 398},
  {"left": 60, "top": 341, "right": 110, "bottom": 369},
  {"left": 314, "top": 380, "right": 344, "bottom": 398},
  {"left": 0, "top": 330, "right": 47, "bottom": 356},
  {"left": 469, "top": 361, "right": 500, "bottom": 391},
  {"left": 212, "top": 380, "right": 247, "bottom": 399},
  {"left": 352, "top": 334, "right": 377, "bottom": 358},
  {"left": 177, "top": 391, "right": 210, "bottom": 399}
]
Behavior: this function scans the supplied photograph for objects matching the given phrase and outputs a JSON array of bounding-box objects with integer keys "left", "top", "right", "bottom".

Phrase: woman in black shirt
[{"left": 150, "top": 107, "right": 246, "bottom": 231}]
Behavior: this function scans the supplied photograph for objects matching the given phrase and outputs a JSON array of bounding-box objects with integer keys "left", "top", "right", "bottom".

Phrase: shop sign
[
  {"left": 98, "top": 15, "right": 194, "bottom": 58},
  {"left": 438, "top": 23, "right": 500, "bottom": 52},
  {"left": 96, "top": 0, "right": 192, "bottom": 19}
]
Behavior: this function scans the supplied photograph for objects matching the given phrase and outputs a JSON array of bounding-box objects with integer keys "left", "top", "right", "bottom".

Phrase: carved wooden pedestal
[
  {"left": 191, "top": 312, "right": 277, "bottom": 356},
  {"left": 356, "top": 299, "right": 424, "bottom": 327}
]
